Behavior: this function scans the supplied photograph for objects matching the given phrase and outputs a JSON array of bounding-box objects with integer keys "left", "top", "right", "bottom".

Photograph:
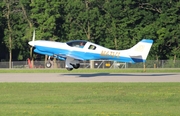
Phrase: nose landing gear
[
  {"left": 45, "top": 56, "right": 53, "bottom": 68},
  {"left": 46, "top": 62, "right": 52, "bottom": 68}
]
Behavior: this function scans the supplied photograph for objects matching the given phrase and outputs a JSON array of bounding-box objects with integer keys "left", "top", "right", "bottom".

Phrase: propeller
[
  {"left": 28, "top": 29, "right": 35, "bottom": 47},
  {"left": 29, "top": 29, "right": 35, "bottom": 68}
]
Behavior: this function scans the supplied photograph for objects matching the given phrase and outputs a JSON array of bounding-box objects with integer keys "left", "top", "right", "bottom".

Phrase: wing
[{"left": 56, "top": 53, "right": 85, "bottom": 61}]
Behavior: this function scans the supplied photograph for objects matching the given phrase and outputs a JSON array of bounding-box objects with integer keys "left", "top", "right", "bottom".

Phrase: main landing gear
[
  {"left": 70, "top": 63, "right": 80, "bottom": 69},
  {"left": 66, "top": 63, "right": 80, "bottom": 71},
  {"left": 66, "top": 68, "right": 73, "bottom": 71}
]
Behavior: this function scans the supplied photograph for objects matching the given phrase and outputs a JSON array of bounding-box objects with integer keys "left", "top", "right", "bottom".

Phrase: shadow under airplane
[{"left": 62, "top": 73, "right": 177, "bottom": 78}]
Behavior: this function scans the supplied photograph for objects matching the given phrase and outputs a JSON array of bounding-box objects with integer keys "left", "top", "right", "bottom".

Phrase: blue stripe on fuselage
[
  {"left": 34, "top": 45, "right": 145, "bottom": 63},
  {"left": 141, "top": 39, "right": 153, "bottom": 43}
]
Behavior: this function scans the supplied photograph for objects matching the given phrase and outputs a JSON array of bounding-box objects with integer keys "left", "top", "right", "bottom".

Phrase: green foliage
[
  {"left": 30, "top": 0, "right": 61, "bottom": 40},
  {"left": 0, "top": 2, "right": 5, "bottom": 38},
  {"left": 1, "top": 0, "right": 180, "bottom": 61}
]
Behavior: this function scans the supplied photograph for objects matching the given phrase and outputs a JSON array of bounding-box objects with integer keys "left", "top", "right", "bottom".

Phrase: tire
[
  {"left": 46, "top": 62, "right": 52, "bottom": 68},
  {"left": 66, "top": 68, "right": 73, "bottom": 71},
  {"left": 73, "top": 63, "right": 80, "bottom": 69}
]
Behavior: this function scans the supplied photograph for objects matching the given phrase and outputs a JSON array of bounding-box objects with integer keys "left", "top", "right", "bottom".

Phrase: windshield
[{"left": 66, "top": 40, "right": 87, "bottom": 48}]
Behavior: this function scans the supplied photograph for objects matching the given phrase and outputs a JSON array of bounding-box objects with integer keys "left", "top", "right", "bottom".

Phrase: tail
[{"left": 128, "top": 39, "right": 153, "bottom": 63}]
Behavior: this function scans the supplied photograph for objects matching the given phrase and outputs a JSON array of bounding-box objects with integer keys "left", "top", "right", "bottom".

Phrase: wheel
[
  {"left": 73, "top": 63, "right": 80, "bottom": 69},
  {"left": 46, "top": 62, "right": 52, "bottom": 68},
  {"left": 66, "top": 68, "right": 73, "bottom": 71}
]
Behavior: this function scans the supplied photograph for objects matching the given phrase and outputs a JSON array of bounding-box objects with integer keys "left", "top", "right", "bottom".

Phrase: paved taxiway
[{"left": 0, "top": 73, "right": 180, "bottom": 82}]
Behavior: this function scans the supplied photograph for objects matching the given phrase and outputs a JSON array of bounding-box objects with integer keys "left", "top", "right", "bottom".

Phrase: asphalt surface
[{"left": 0, "top": 73, "right": 180, "bottom": 82}]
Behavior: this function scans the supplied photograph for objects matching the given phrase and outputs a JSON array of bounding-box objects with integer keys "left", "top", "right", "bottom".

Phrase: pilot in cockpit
[{"left": 79, "top": 42, "right": 84, "bottom": 48}]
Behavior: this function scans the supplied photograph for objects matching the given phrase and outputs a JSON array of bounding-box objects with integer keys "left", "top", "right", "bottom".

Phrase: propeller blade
[
  {"left": 32, "top": 29, "right": 35, "bottom": 41},
  {"left": 30, "top": 47, "right": 33, "bottom": 59},
  {"left": 28, "top": 29, "right": 35, "bottom": 68},
  {"left": 28, "top": 29, "right": 35, "bottom": 46}
]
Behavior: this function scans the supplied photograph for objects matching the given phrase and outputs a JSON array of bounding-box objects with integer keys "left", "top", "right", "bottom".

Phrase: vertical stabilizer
[{"left": 128, "top": 39, "right": 153, "bottom": 62}]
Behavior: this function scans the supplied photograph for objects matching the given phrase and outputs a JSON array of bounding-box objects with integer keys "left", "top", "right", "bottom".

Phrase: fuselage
[{"left": 30, "top": 40, "right": 136, "bottom": 63}]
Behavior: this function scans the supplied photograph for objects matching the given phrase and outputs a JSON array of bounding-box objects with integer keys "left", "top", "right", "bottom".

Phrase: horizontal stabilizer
[{"left": 130, "top": 55, "right": 143, "bottom": 63}]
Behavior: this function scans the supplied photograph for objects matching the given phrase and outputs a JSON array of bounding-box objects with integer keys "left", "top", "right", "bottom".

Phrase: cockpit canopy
[{"left": 66, "top": 40, "right": 87, "bottom": 48}]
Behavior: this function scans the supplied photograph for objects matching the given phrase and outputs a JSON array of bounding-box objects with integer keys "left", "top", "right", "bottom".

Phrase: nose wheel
[
  {"left": 46, "top": 62, "right": 52, "bottom": 68},
  {"left": 46, "top": 56, "right": 53, "bottom": 68}
]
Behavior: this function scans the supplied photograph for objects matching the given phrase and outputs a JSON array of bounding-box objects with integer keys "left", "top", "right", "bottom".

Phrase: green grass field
[
  {"left": 0, "top": 68, "right": 180, "bottom": 73},
  {"left": 0, "top": 83, "right": 180, "bottom": 116}
]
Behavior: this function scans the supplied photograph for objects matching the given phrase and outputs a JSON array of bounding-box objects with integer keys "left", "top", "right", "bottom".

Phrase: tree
[
  {"left": 0, "top": 2, "right": 6, "bottom": 61},
  {"left": 63, "top": 0, "right": 105, "bottom": 43},
  {"left": 3, "top": 0, "right": 16, "bottom": 68},
  {"left": 1, "top": 0, "right": 180, "bottom": 62},
  {"left": 30, "top": 0, "right": 61, "bottom": 41},
  {"left": 30, "top": 0, "right": 61, "bottom": 67}
]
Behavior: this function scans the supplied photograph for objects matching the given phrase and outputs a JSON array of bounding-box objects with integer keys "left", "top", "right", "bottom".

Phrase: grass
[
  {"left": 0, "top": 68, "right": 180, "bottom": 73},
  {"left": 0, "top": 83, "right": 180, "bottom": 116}
]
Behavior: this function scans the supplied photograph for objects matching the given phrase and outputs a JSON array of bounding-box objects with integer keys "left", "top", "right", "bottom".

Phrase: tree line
[{"left": 0, "top": 0, "right": 180, "bottom": 64}]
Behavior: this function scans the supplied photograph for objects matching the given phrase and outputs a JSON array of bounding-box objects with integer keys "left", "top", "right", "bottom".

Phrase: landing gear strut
[{"left": 46, "top": 56, "right": 52, "bottom": 68}]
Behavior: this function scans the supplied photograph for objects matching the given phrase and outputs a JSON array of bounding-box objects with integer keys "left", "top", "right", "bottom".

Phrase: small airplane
[{"left": 28, "top": 30, "right": 153, "bottom": 71}]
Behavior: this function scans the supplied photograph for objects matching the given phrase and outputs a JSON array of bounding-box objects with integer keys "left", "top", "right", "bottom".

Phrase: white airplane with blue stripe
[{"left": 28, "top": 30, "right": 153, "bottom": 71}]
